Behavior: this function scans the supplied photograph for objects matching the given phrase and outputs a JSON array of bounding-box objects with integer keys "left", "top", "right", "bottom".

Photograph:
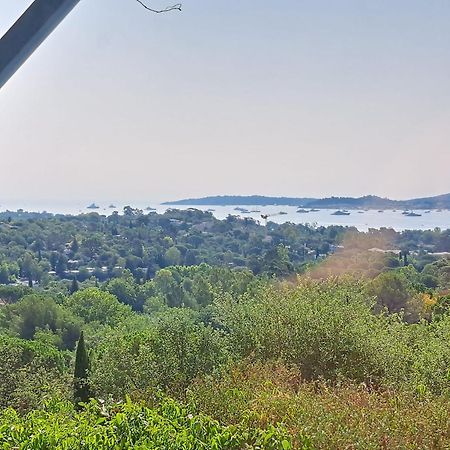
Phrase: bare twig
[{"left": 135, "top": 0, "right": 182, "bottom": 13}]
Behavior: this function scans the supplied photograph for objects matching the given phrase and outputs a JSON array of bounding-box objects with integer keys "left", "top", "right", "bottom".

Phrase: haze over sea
[{"left": 1, "top": 201, "right": 449, "bottom": 232}]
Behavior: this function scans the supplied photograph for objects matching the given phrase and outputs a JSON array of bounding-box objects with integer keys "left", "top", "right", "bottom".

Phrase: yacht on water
[{"left": 332, "top": 210, "right": 350, "bottom": 216}]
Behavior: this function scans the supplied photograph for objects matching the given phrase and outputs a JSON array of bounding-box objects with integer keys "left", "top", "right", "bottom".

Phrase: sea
[{"left": 1, "top": 201, "right": 449, "bottom": 232}]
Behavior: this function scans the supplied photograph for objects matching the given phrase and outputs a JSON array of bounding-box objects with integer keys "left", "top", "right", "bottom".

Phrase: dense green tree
[
  {"left": 263, "top": 244, "right": 293, "bottom": 276},
  {"left": 0, "top": 295, "right": 81, "bottom": 350},
  {"left": 0, "top": 336, "right": 67, "bottom": 412},
  {"left": 164, "top": 246, "right": 182, "bottom": 266},
  {"left": 19, "top": 253, "right": 42, "bottom": 287},
  {"left": 0, "top": 285, "right": 32, "bottom": 304},
  {"left": 65, "top": 288, "right": 132, "bottom": 325},
  {"left": 368, "top": 272, "right": 412, "bottom": 314},
  {"left": 433, "top": 295, "right": 450, "bottom": 320},
  {"left": 30, "top": 239, "right": 45, "bottom": 261},
  {"left": 90, "top": 309, "right": 229, "bottom": 397},
  {"left": 105, "top": 274, "right": 148, "bottom": 311}
]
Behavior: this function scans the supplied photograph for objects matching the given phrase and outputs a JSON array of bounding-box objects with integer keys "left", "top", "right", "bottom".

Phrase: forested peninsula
[{"left": 165, "top": 193, "right": 450, "bottom": 209}]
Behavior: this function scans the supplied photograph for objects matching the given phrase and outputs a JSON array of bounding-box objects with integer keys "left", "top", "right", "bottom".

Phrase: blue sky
[{"left": 0, "top": 0, "right": 449, "bottom": 202}]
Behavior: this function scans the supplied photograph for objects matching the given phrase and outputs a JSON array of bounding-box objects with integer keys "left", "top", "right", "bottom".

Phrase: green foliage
[
  {"left": 215, "top": 279, "right": 450, "bottom": 394},
  {"left": 146, "top": 264, "right": 259, "bottom": 310},
  {"left": 406, "top": 317, "right": 450, "bottom": 395},
  {"left": 263, "top": 244, "right": 294, "bottom": 276},
  {"left": 216, "top": 279, "right": 401, "bottom": 385},
  {"left": 188, "top": 361, "right": 449, "bottom": 450},
  {"left": 368, "top": 271, "right": 412, "bottom": 313},
  {"left": 0, "top": 210, "right": 351, "bottom": 287},
  {"left": 0, "top": 212, "right": 449, "bottom": 448},
  {"left": 0, "top": 261, "right": 19, "bottom": 284},
  {"left": 0, "top": 295, "right": 82, "bottom": 350},
  {"left": 433, "top": 294, "right": 450, "bottom": 319},
  {"left": 0, "top": 398, "right": 296, "bottom": 449},
  {"left": 164, "top": 246, "right": 182, "bottom": 266},
  {"left": 421, "top": 258, "right": 450, "bottom": 289},
  {"left": 65, "top": 288, "right": 132, "bottom": 326},
  {"left": 105, "top": 271, "right": 154, "bottom": 312},
  {"left": 0, "top": 336, "right": 69, "bottom": 412},
  {"left": 0, "top": 284, "right": 32, "bottom": 303},
  {"left": 90, "top": 309, "right": 229, "bottom": 398}
]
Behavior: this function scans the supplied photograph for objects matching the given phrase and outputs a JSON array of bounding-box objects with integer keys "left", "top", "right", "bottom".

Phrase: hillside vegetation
[{"left": 0, "top": 211, "right": 449, "bottom": 448}]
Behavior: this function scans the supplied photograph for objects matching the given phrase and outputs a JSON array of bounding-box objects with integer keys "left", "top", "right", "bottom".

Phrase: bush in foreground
[
  {"left": 215, "top": 278, "right": 450, "bottom": 394},
  {"left": 0, "top": 397, "right": 301, "bottom": 450},
  {"left": 188, "top": 361, "right": 450, "bottom": 450}
]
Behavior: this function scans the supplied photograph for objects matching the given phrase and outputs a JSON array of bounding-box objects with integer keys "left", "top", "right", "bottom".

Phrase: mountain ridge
[{"left": 163, "top": 193, "right": 450, "bottom": 209}]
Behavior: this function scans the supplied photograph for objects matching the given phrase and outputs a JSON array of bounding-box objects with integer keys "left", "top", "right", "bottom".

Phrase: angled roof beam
[{"left": 0, "top": 0, "right": 81, "bottom": 90}]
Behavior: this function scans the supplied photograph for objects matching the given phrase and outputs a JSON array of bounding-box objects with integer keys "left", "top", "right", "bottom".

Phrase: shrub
[
  {"left": 0, "top": 397, "right": 298, "bottom": 450},
  {"left": 215, "top": 278, "right": 411, "bottom": 387},
  {"left": 0, "top": 336, "right": 70, "bottom": 412},
  {"left": 215, "top": 278, "right": 450, "bottom": 394},
  {"left": 90, "top": 309, "right": 230, "bottom": 399},
  {"left": 188, "top": 361, "right": 450, "bottom": 450}
]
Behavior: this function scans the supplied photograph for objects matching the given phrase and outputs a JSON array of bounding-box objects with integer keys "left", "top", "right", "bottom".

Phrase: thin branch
[{"left": 135, "top": 0, "right": 182, "bottom": 13}]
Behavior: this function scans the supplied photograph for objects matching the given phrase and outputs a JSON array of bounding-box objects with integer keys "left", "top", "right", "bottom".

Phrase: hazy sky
[{"left": 1, "top": 0, "right": 449, "bottom": 203}]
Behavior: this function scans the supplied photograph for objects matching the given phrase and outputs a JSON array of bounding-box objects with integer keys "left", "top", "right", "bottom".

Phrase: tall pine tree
[{"left": 73, "top": 331, "right": 90, "bottom": 407}]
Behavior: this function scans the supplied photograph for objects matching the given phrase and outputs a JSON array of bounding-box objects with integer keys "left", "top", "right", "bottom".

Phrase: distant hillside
[
  {"left": 163, "top": 195, "right": 315, "bottom": 206},
  {"left": 306, "top": 196, "right": 397, "bottom": 209},
  {"left": 164, "top": 193, "right": 450, "bottom": 209},
  {"left": 403, "top": 193, "right": 450, "bottom": 209},
  {"left": 308, "top": 194, "right": 450, "bottom": 209}
]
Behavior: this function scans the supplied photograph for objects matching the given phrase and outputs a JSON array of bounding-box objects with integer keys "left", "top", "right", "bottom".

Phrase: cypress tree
[
  {"left": 403, "top": 251, "right": 409, "bottom": 266},
  {"left": 71, "top": 236, "right": 79, "bottom": 253},
  {"left": 73, "top": 331, "right": 90, "bottom": 407},
  {"left": 70, "top": 277, "right": 79, "bottom": 294}
]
